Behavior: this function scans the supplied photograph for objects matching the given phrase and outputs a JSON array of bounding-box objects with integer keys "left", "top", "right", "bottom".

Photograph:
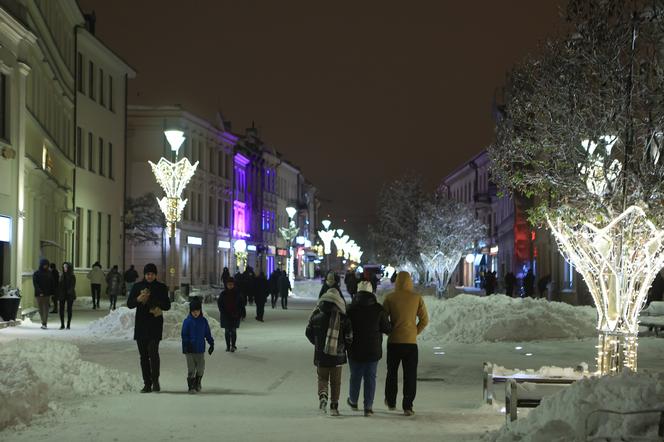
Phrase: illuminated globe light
[
  {"left": 465, "top": 253, "right": 475, "bottom": 263},
  {"left": 336, "top": 229, "right": 344, "bottom": 236},
  {"left": 318, "top": 229, "right": 335, "bottom": 254},
  {"left": 164, "top": 130, "right": 186, "bottom": 154},
  {"left": 333, "top": 234, "right": 350, "bottom": 258},
  {"left": 286, "top": 206, "right": 297, "bottom": 219},
  {"left": 322, "top": 219, "right": 332, "bottom": 230},
  {"left": 234, "top": 239, "right": 247, "bottom": 253}
]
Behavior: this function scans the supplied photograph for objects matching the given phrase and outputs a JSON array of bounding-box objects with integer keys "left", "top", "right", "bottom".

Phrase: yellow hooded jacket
[{"left": 382, "top": 272, "right": 429, "bottom": 344}]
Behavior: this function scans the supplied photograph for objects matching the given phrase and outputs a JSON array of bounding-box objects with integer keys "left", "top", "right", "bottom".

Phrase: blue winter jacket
[{"left": 181, "top": 313, "right": 214, "bottom": 354}]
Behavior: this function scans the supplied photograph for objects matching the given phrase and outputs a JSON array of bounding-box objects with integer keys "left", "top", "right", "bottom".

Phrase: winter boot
[
  {"left": 225, "top": 335, "right": 231, "bottom": 352},
  {"left": 364, "top": 409, "right": 374, "bottom": 417},
  {"left": 187, "top": 377, "right": 196, "bottom": 394},
  {"left": 319, "top": 394, "right": 328, "bottom": 413},
  {"left": 152, "top": 379, "right": 160, "bottom": 392},
  {"left": 330, "top": 402, "right": 340, "bottom": 416},
  {"left": 347, "top": 397, "right": 358, "bottom": 411},
  {"left": 140, "top": 384, "right": 152, "bottom": 393},
  {"left": 195, "top": 375, "right": 202, "bottom": 392}
]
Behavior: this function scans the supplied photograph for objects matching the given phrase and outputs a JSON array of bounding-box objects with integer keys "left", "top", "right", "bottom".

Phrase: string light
[{"left": 149, "top": 156, "right": 199, "bottom": 237}]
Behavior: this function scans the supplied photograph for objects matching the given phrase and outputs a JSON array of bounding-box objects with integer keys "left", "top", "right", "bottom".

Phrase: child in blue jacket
[{"left": 181, "top": 298, "right": 214, "bottom": 393}]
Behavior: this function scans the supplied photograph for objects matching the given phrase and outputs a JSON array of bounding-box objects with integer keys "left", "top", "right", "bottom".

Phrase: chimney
[{"left": 84, "top": 11, "right": 97, "bottom": 34}]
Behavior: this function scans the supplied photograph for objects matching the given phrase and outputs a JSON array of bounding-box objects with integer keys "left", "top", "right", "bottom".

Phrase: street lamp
[
  {"left": 149, "top": 130, "right": 198, "bottom": 298},
  {"left": 280, "top": 206, "right": 299, "bottom": 288},
  {"left": 234, "top": 239, "right": 247, "bottom": 272}
]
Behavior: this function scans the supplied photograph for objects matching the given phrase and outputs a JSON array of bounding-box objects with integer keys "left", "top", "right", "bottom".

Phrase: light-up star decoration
[{"left": 149, "top": 156, "right": 199, "bottom": 238}]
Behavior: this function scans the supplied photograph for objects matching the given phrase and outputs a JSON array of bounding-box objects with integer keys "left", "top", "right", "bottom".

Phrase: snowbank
[
  {"left": 485, "top": 371, "right": 664, "bottom": 441},
  {"left": 421, "top": 295, "right": 597, "bottom": 343},
  {"left": 290, "top": 279, "right": 323, "bottom": 299},
  {"left": 0, "top": 339, "right": 137, "bottom": 429},
  {"left": 87, "top": 303, "right": 223, "bottom": 341},
  {"left": 489, "top": 362, "right": 589, "bottom": 379}
]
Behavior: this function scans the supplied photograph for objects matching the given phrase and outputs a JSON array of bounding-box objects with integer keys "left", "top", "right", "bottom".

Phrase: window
[
  {"left": 86, "top": 209, "right": 92, "bottom": 267},
  {"left": 88, "top": 60, "right": 95, "bottom": 100},
  {"left": 197, "top": 193, "right": 202, "bottom": 222},
  {"left": 109, "top": 76, "right": 114, "bottom": 111},
  {"left": 218, "top": 153, "right": 224, "bottom": 178},
  {"left": 224, "top": 201, "right": 230, "bottom": 228},
  {"left": 77, "top": 53, "right": 84, "bottom": 93},
  {"left": 76, "top": 127, "right": 82, "bottom": 167},
  {"left": 88, "top": 132, "right": 94, "bottom": 172},
  {"left": 563, "top": 259, "right": 574, "bottom": 290},
  {"left": 209, "top": 196, "right": 214, "bottom": 225},
  {"left": 99, "top": 68, "right": 104, "bottom": 106},
  {"left": 108, "top": 143, "right": 113, "bottom": 179},
  {"left": 75, "top": 207, "right": 82, "bottom": 267},
  {"left": 217, "top": 198, "right": 223, "bottom": 227},
  {"left": 0, "top": 74, "right": 6, "bottom": 141},
  {"left": 98, "top": 137, "right": 104, "bottom": 176},
  {"left": 209, "top": 149, "right": 215, "bottom": 174},
  {"left": 107, "top": 214, "right": 111, "bottom": 268},
  {"left": 97, "top": 212, "right": 102, "bottom": 263}
]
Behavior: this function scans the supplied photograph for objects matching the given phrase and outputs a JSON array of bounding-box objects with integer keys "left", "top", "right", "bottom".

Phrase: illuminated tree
[
  {"left": 490, "top": 0, "right": 664, "bottom": 374},
  {"left": 417, "top": 194, "right": 485, "bottom": 296}
]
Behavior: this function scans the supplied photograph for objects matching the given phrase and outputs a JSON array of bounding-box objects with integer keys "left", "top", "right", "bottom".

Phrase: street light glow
[
  {"left": 322, "top": 219, "right": 331, "bottom": 230},
  {"left": 164, "top": 130, "right": 186, "bottom": 154},
  {"left": 286, "top": 206, "right": 297, "bottom": 219}
]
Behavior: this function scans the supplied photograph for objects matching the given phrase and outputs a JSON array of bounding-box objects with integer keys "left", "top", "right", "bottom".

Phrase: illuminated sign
[
  {"left": 187, "top": 236, "right": 202, "bottom": 246},
  {"left": 0, "top": 216, "right": 10, "bottom": 242},
  {"left": 218, "top": 240, "right": 231, "bottom": 249},
  {"left": 247, "top": 245, "right": 257, "bottom": 252}
]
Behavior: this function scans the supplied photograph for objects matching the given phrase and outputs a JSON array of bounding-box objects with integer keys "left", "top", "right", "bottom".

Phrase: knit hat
[
  {"left": 144, "top": 263, "right": 158, "bottom": 275},
  {"left": 189, "top": 298, "right": 202, "bottom": 312},
  {"left": 325, "top": 272, "right": 336, "bottom": 286},
  {"left": 357, "top": 280, "right": 374, "bottom": 293}
]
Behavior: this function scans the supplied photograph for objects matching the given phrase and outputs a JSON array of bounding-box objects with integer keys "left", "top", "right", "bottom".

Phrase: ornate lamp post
[
  {"left": 149, "top": 130, "right": 198, "bottom": 299},
  {"left": 233, "top": 239, "right": 248, "bottom": 272},
  {"left": 280, "top": 206, "right": 299, "bottom": 288},
  {"left": 318, "top": 219, "right": 335, "bottom": 272}
]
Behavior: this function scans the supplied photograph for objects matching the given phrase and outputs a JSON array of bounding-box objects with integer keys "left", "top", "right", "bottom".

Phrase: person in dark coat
[
  {"left": 242, "top": 266, "right": 257, "bottom": 305},
  {"left": 346, "top": 281, "right": 391, "bottom": 416},
  {"left": 127, "top": 263, "right": 171, "bottom": 393},
  {"left": 361, "top": 269, "right": 379, "bottom": 293},
  {"left": 485, "top": 271, "right": 497, "bottom": 296},
  {"left": 344, "top": 271, "right": 359, "bottom": 300},
  {"left": 319, "top": 271, "right": 343, "bottom": 298},
  {"left": 221, "top": 267, "right": 231, "bottom": 289},
  {"left": 537, "top": 275, "right": 551, "bottom": 299},
  {"left": 305, "top": 288, "right": 353, "bottom": 416},
  {"left": 278, "top": 270, "right": 291, "bottom": 309},
  {"left": 255, "top": 272, "right": 269, "bottom": 322},
  {"left": 58, "top": 262, "right": 76, "bottom": 330},
  {"left": 217, "top": 278, "right": 244, "bottom": 352},
  {"left": 33, "top": 258, "right": 54, "bottom": 329},
  {"left": 523, "top": 269, "right": 535, "bottom": 298},
  {"left": 49, "top": 263, "right": 59, "bottom": 313},
  {"left": 504, "top": 272, "right": 517, "bottom": 297},
  {"left": 106, "top": 265, "right": 123, "bottom": 310},
  {"left": 181, "top": 298, "right": 214, "bottom": 393},
  {"left": 268, "top": 269, "right": 281, "bottom": 309},
  {"left": 124, "top": 265, "right": 139, "bottom": 297}
]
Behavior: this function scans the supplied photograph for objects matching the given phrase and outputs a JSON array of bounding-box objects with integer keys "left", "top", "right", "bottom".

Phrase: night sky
[{"left": 78, "top": 0, "right": 567, "bottom": 245}]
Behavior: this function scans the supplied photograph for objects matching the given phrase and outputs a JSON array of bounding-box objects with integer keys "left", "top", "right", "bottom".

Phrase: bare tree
[
  {"left": 490, "top": 0, "right": 664, "bottom": 373},
  {"left": 124, "top": 193, "right": 166, "bottom": 245}
]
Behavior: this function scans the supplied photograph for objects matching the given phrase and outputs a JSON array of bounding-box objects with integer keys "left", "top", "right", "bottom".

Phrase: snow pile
[
  {"left": 421, "top": 295, "right": 597, "bottom": 343},
  {"left": 290, "top": 279, "right": 324, "bottom": 299},
  {"left": 486, "top": 371, "right": 664, "bottom": 441},
  {"left": 490, "top": 362, "right": 589, "bottom": 379},
  {"left": 0, "top": 339, "right": 137, "bottom": 429},
  {"left": 87, "top": 303, "right": 223, "bottom": 340}
]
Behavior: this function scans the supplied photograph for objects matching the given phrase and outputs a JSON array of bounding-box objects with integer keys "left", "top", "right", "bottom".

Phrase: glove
[{"left": 208, "top": 344, "right": 214, "bottom": 355}]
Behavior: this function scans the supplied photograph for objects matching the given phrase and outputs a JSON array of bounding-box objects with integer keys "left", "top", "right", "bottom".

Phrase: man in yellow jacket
[{"left": 382, "top": 271, "right": 429, "bottom": 416}]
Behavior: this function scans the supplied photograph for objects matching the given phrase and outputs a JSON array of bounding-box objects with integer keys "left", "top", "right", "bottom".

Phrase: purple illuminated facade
[{"left": 233, "top": 153, "right": 251, "bottom": 240}]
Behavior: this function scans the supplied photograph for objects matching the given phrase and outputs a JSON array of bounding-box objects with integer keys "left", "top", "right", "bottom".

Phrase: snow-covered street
[{"left": 1, "top": 291, "right": 664, "bottom": 441}]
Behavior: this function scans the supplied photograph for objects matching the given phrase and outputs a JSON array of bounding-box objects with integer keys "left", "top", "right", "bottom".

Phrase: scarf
[{"left": 320, "top": 289, "right": 345, "bottom": 356}]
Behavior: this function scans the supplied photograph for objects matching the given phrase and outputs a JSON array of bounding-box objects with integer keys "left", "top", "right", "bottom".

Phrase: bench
[
  {"left": 483, "top": 362, "right": 583, "bottom": 422},
  {"left": 585, "top": 408, "right": 664, "bottom": 440}
]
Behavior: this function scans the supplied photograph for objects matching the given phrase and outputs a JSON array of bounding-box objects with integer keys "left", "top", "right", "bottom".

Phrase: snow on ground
[
  {"left": 0, "top": 339, "right": 138, "bottom": 430},
  {"left": 486, "top": 371, "right": 664, "bottom": 442},
  {"left": 87, "top": 302, "right": 223, "bottom": 340},
  {"left": 421, "top": 294, "right": 597, "bottom": 344}
]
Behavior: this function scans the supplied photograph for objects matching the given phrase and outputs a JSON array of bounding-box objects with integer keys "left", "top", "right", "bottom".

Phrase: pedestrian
[
  {"left": 344, "top": 270, "right": 358, "bottom": 300},
  {"left": 382, "top": 271, "right": 429, "bottom": 416},
  {"left": 242, "top": 266, "right": 257, "bottom": 305},
  {"left": 255, "top": 272, "right": 269, "bottom": 322},
  {"left": 346, "top": 281, "right": 392, "bottom": 416},
  {"left": 124, "top": 264, "right": 139, "bottom": 297},
  {"left": 106, "top": 265, "right": 123, "bottom": 310},
  {"left": 58, "top": 262, "right": 76, "bottom": 330},
  {"left": 217, "top": 277, "right": 243, "bottom": 352},
  {"left": 305, "top": 288, "right": 353, "bottom": 416},
  {"left": 278, "top": 269, "right": 291, "bottom": 309},
  {"left": 221, "top": 267, "right": 231, "bottom": 289},
  {"left": 49, "top": 263, "right": 59, "bottom": 314},
  {"left": 537, "top": 275, "right": 551, "bottom": 299},
  {"left": 485, "top": 271, "right": 497, "bottom": 296},
  {"left": 362, "top": 269, "right": 379, "bottom": 293},
  {"left": 319, "top": 271, "right": 342, "bottom": 298},
  {"left": 87, "top": 261, "right": 105, "bottom": 309},
  {"left": 268, "top": 269, "right": 281, "bottom": 308},
  {"left": 504, "top": 271, "right": 517, "bottom": 297},
  {"left": 33, "top": 259, "right": 54, "bottom": 329},
  {"left": 181, "top": 298, "right": 214, "bottom": 393},
  {"left": 127, "top": 263, "right": 171, "bottom": 393},
  {"left": 523, "top": 269, "right": 535, "bottom": 298}
]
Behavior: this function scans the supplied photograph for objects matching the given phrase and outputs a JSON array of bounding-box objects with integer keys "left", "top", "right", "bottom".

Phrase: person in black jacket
[
  {"left": 49, "top": 263, "right": 59, "bottom": 313},
  {"left": 305, "top": 288, "right": 353, "bottom": 416},
  {"left": 319, "top": 271, "right": 343, "bottom": 299},
  {"left": 33, "top": 259, "right": 54, "bottom": 329},
  {"left": 345, "top": 281, "right": 392, "bottom": 416},
  {"left": 218, "top": 278, "right": 244, "bottom": 352},
  {"left": 221, "top": 267, "right": 231, "bottom": 289},
  {"left": 127, "top": 263, "right": 171, "bottom": 393},
  {"left": 278, "top": 270, "right": 291, "bottom": 309},
  {"left": 504, "top": 271, "right": 517, "bottom": 297},
  {"left": 268, "top": 269, "right": 281, "bottom": 309},
  {"left": 58, "top": 262, "right": 76, "bottom": 330},
  {"left": 344, "top": 271, "right": 358, "bottom": 300},
  {"left": 255, "top": 272, "right": 269, "bottom": 322}
]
